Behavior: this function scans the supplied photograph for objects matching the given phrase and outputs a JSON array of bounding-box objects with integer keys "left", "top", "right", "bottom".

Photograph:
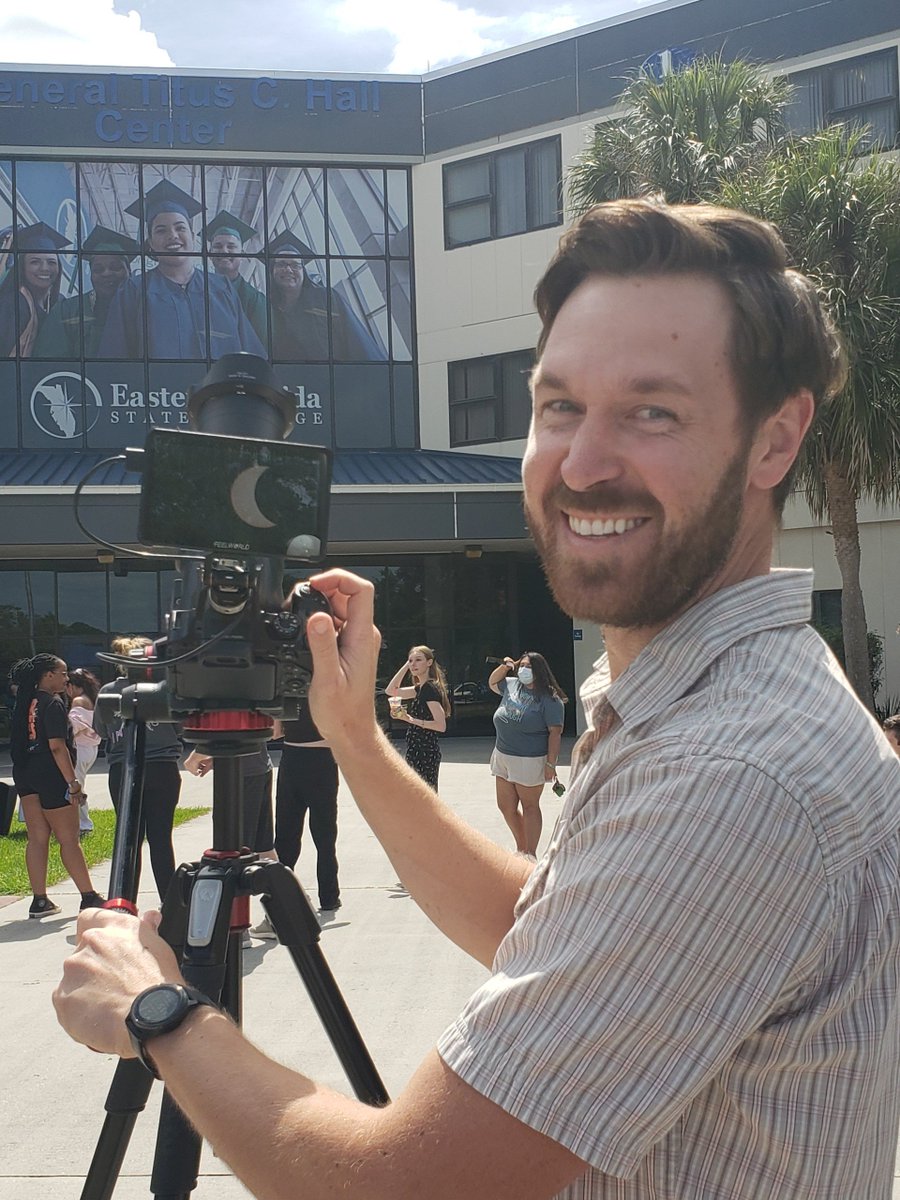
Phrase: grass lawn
[{"left": 0, "top": 806, "right": 209, "bottom": 896}]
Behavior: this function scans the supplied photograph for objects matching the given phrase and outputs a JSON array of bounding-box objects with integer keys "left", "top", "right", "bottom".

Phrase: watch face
[{"left": 136, "top": 986, "right": 182, "bottom": 1024}]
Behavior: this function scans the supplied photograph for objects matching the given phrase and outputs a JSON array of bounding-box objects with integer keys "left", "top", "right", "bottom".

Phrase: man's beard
[{"left": 525, "top": 446, "right": 750, "bottom": 630}]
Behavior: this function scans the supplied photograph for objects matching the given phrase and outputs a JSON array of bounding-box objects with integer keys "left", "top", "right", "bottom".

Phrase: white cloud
[
  {"left": 0, "top": 0, "right": 174, "bottom": 68},
  {"left": 333, "top": 0, "right": 645, "bottom": 73},
  {"left": 0, "top": 0, "right": 648, "bottom": 74}
]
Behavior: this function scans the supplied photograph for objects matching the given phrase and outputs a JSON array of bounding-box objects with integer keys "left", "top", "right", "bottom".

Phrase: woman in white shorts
[{"left": 488, "top": 652, "right": 566, "bottom": 856}]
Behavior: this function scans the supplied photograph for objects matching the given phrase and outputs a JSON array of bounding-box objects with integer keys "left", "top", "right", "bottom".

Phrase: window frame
[
  {"left": 442, "top": 137, "right": 562, "bottom": 250},
  {"left": 785, "top": 48, "right": 900, "bottom": 150},
  {"left": 448, "top": 349, "right": 534, "bottom": 447}
]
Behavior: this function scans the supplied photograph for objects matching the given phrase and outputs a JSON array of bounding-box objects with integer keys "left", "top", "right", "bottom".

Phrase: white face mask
[{"left": 517, "top": 666, "right": 534, "bottom": 686}]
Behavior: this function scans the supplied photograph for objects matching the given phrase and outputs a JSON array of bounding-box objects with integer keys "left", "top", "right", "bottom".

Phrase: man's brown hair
[{"left": 534, "top": 199, "right": 847, "bottom": 508}]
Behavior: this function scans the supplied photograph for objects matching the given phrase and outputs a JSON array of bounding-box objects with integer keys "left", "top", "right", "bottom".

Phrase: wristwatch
[{"left": 126, "top": 983, "right": 218, "bottom": 1078}]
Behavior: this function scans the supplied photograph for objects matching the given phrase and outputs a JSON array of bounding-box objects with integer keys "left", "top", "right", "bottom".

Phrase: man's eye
[
  {"left": 636, "top": 406, "right": 675, "bottom": 422},
  {"left": 539, "top": 399, "right": 577, "bottom": 416}
]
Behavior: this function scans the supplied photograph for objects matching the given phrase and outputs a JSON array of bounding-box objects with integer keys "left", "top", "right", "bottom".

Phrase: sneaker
[
  {"left": 251, "top": 915, "right": 276, "bottom": 939},
  {"left": 79, "top": 891, "right": 106, "bottom": 911},
  {"left": 29, "top": 896, "right": 61, "bottom": 919}
]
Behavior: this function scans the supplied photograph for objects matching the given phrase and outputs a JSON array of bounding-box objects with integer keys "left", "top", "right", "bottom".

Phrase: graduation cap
[
  {"left": 125, "top": 180, "right": 203, "bottom": 228},
  {"left": 82, "top": 225, "right": 142, "bottom": 261},
  {"left": 267, "top": 230, "right": 317, "bottom": 258},
  {"left": 16, "top": 222, "right": 71, "bottom": 253},
  {"left": 206, "top": 211, "right": 258, "bottom": 246}
]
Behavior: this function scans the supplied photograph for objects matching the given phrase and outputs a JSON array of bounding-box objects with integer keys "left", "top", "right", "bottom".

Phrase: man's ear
[{"left": 747, "top": 389, "right": 815, "bottom": 492}]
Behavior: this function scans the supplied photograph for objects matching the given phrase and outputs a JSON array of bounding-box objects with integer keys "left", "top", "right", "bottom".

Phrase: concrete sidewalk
[
  {"left": 0, "top": 738, "right": 568, "bottom": 1199},
  {"left": 2, "top": 740, "right": 898, "bottom": 1198}
]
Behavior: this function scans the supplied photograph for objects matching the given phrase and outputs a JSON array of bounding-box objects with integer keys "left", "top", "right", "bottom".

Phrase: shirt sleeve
[
  {"left": 69, "top": 705, "right": 100, "bottom": 744},
  {"left": 42, "top": 694, "right": 70, "bottom": 742},
  {"left": 543, "top": 694, "right": 565, "bottom": 728},
  {"left": 92, "top": 685, "right": 119, "bottom": 740},
  {"left": 437, "top": 752, "right": 831, "bottom": 1178}
]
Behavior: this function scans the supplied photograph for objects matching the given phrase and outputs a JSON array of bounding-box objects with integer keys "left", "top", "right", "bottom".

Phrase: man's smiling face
[{"left": 523, "top": 271, "right": 759, "bottom": 633}]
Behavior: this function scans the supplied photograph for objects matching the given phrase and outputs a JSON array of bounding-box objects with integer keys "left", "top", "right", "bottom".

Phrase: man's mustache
[{"left": 546, "top": 482, "right": 661, "bottom": 518}]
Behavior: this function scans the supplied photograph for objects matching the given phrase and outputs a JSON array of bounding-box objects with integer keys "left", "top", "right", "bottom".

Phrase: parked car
[{"left": 451, "top": 681, "right": 491, "bottom": 705}]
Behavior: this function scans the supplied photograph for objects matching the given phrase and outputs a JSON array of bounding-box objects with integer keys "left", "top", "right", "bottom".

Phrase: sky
[{"left": 0, "top": 0, "right": 661, "bottom": 76}]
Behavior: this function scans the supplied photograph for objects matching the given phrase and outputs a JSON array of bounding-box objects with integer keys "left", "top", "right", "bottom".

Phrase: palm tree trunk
[{"left": 823, "top": 460, "right": 874, "bottom": 710}]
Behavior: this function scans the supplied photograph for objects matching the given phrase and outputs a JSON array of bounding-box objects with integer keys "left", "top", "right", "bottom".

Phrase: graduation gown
[
  {"left": 0, "top": 282, "right": 46, "bottom": 358},
  {"left": 98, "top": 267, "right": 265, "bottom": 360},
  {"left": 271, "top": 278, "right": 384, "bottom": 361},
  {"left": 33, "top": 291, "right": 116, "bottom": 359},
  {"left": 232, "top": 275, "right": 268, "bottom": 347}
]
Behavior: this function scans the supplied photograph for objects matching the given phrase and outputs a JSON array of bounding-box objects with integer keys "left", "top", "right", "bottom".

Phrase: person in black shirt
[
  {"left": 251, "top": 700, "right": 341, "bottom": 936},
  {"left": 9, "top": 655, "right": 104, "bottom": 918},
  {"left": 385, "top": 645, "right": 450, "bottom": 789},
  {"left": 92, "top": 636, "right": 184, "bottom": 902}
]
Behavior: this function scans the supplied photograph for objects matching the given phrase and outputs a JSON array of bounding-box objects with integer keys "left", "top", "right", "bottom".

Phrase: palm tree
[
  {"left": 567, "top": 59, "right": 900, "bottom": 709},
  {"left": 721, "top": 129, "right": 900, "bottom": 708},
  {"left": 567, "top": 56, "right": 790, "bottom": 211}
]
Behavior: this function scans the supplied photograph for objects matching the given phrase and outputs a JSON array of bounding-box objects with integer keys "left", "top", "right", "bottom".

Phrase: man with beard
[
  {"left": 54, "top": 201, "right": 900, "bottom": 1200},
  {"left": 34, "top": 226, "right": 140, "bottom": 358}
]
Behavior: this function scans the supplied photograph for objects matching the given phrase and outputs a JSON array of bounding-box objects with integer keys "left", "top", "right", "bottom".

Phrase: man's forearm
[
  {"left": 332, "top": 725, "right": 530, "bottom": 967},
  {"left": 148, "top": 1008, "right": 404, "bottom": 1200},
  {"left": 146, "top": 1014, "right": 581, "bottom": 1200}
]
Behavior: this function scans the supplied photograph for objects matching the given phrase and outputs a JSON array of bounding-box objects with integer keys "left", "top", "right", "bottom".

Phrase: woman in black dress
[
  {"left": 385, "top": 645, "right": 451, "bottom": 788},
  {"left": 9, "top": 655, "right": 104, "bottom": 918}
]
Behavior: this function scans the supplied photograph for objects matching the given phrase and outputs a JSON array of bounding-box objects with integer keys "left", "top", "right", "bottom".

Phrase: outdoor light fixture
[
  {"left": 465, "top": 545, "right": 483, "bottom": 559},
  {"left": 96, "top": 550, "right": 115, "bottom": 566}
]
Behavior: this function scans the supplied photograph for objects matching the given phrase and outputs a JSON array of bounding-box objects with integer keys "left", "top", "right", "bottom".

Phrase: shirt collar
[{"left": 581, "top": 569, "right": 814, "bottom": 730}]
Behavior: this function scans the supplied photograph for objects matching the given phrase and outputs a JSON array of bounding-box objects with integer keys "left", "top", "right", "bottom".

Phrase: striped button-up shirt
[{"left": 438, "top": 570, "right": 900, "bottom": 1198}]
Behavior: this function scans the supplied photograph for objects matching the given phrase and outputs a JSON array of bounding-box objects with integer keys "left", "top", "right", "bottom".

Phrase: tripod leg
[
  {"left": 80, "top": 1059, "right": 156, "bottom": 1200},
  {"left": 81, "top": 720, "right": 152, "bottom": 1200},
  {"left": 150, "top": 842, "right": 244, "bottom": 1198},
  {"left": 245, "top": 859, "right": 390, "bottom": 1107}
]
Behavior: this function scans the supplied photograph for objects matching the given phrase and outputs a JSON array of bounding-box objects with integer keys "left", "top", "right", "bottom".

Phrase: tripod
[{"left": 82, "top": 711, "right": 388, "bottom": 1200}]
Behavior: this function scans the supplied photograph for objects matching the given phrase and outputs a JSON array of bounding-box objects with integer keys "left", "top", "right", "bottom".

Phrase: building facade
[{"left": 1, "top": 0, "right": 898, "bottom": 731}]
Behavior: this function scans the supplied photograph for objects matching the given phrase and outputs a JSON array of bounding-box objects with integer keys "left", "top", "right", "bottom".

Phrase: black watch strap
[{"left": 126, "top": 983, "right": 218, "bottom": 1079}]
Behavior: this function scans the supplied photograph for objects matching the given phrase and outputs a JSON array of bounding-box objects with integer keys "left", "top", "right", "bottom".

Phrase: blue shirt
[{"left": 492, "top": 677, "right": 564, "bottom": 758}]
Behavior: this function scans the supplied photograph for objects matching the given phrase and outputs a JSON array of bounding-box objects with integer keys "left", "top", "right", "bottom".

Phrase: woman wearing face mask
[
  {"left": 488, "top": 651, "right": 566, "bottom": 857},
  {"left": 385, "top": 645, "right": 451, "bottom": 788}
]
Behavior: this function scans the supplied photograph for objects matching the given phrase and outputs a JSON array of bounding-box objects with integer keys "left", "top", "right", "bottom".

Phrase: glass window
[
  {"left": 443, "top": 138, "right": 561, "bottom": 248},
  {"left": 0, "top": 569, "right": 57, "bottom": 672},
  {"left": 785, "top": 50, "right": 899, "bottom": 150},
  {"left": 57, "top": 569, "right": 108, "bottom": 667},
  {"left": 266, "top": 166, "right": 326, "bottom": 256},
  {"left": 1, "top": 156, "right": 415, "bottom": 451},
  {"left": 328, "top": 169, "right": 386, "bottom": 256},
  {"left": 109, "top": 568, "right": 160, "bottom": 637},
  {"left": 494, "top": 148, "right": 527, "bottom": 238},
  {"left": 449, "top": 349, "right": 533, "bottom": 446}
]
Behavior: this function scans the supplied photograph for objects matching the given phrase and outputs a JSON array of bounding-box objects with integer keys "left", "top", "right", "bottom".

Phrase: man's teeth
[{"left": 568, "top": 516, "right": 643, "bottom": 537}]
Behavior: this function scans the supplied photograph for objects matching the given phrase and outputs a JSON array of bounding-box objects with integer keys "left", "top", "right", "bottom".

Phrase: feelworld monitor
[{"left": 137, "top": 428, "right": 331, "bottom": 561}]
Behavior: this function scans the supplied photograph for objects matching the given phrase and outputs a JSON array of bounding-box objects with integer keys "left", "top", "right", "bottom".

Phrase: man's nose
[{"left": 560, "top": 415, "right": 626, "bottom": 494}]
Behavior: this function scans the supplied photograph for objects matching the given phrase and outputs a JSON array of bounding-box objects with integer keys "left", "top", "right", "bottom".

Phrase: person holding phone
[{"left": 488, "top": 652, "right": 566, "bottom": 856}]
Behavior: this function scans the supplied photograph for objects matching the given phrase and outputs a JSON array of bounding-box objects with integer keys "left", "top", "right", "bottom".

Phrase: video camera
[{"left": 91, "top": 353, "right": 333, "bottom": 743}]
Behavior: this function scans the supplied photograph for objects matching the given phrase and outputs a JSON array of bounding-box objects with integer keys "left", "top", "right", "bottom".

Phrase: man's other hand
[{"left": 53, "top": 909, "right": 183, "bottom": 1058}]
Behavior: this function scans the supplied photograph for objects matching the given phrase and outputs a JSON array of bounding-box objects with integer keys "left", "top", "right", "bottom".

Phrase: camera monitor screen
[{"left": 138, "top": 428, "right": 331, "bottom": 561}]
